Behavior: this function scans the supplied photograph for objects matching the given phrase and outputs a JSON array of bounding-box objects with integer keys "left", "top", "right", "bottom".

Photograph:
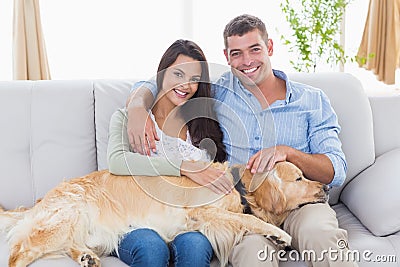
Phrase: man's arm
[
  {"left": 247, "top": 90, "right": 346, "bottom": 187},
  {"left": 126, "top": 81, "right": 159, "bottom": 155},
  {"left": 247, "top": 146, "right": 334, "bottom": 184}
]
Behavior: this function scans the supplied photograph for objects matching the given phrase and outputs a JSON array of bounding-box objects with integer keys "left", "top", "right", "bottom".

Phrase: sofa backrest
[
  {"left": 289, "top": 73, "right": 375, "bottom": 204},
  {"left": 93, "top": 80, "right": 134, "bottom": 170},
  {"left": 0, "top": 73, "right": 376, "bottom": 208},
  {"left": 0, "top": 81, "right": 98, "bottom": 209},
  {"left": 369, "top": 95, "right": 400, "bottom": 157}
]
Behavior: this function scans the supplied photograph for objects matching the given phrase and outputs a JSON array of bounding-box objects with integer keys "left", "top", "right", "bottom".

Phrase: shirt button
[
  {"left": 248, "top": 93, "right": 252, "bottom": 97},
  {"left": 259, "top": 112, "right": 264, "bottom": 116},
  {"left": 255, "top": 136, "right": 260, "bottom": 140}
]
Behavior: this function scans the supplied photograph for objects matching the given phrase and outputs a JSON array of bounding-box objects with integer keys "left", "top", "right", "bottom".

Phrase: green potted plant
[{"left": 280, "top": 0, "right": 352, "bottom": 72}]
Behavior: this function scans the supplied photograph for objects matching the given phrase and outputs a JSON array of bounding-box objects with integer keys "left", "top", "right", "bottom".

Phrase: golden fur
[
  {"left": 240, "top": 161, "right": 329, "bottom": 226},
  {"left": 0, "top": 161, "right": 327, "bottom": 267}
]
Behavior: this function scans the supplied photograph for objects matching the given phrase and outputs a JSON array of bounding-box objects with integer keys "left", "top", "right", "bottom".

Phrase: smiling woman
[{"left": 107, "top": 39, "right": 229, "bottom": 266}]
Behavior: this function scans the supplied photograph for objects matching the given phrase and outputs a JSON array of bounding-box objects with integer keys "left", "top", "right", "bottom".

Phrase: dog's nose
[{"left": 323, "top": 185, "right": 329, "bottom": 193}]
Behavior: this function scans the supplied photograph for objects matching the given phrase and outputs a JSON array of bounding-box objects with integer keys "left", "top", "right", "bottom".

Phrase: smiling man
[
  {"left": 124, "top": 14, "right": 356, "bottom": 267},
  {"left": 213, "top": 14, "right": 356, "bottom": 267}
]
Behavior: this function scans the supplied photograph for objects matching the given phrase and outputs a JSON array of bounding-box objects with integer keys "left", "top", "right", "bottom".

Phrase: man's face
[{"left": 224, "top": 29, "right": 273, "bottom": 87}]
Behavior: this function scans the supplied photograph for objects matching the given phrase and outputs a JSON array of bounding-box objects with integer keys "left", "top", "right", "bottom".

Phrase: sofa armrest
[
  {"left": 340, "top": 148, "right": 400, "bottom": 236},
  {"left": 369, "top": 94, "right": 400, "bottom": 157}
]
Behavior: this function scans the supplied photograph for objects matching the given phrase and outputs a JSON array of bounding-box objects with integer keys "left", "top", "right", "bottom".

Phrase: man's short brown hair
[{"left": 223, "top": 14, "right": 269, "bottom": 49}]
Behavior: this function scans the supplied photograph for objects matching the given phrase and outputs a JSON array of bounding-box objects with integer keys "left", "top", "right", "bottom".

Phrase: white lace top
[{"left": 149, "top": 113, "right": 210, "bottom": 162}]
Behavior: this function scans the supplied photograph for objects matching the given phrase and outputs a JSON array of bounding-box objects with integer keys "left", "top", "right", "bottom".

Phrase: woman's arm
[
  {"left": 107, "top": 109, "right": 182, "bottom": 176},
  {"left": 107, "top": 109, "right": 233, "bottom": 194}
]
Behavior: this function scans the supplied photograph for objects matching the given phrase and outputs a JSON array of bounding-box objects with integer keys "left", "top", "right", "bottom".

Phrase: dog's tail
[{"left": 187, "top": 207, "right": 291, "bottom": 267}]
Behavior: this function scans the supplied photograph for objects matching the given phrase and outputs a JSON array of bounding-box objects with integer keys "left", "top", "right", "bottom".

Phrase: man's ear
[
  {"left": 267, "top": 39, "right": 274, "bottom": 56},
  {"left": 223, "top": 49, "right": 230, "bottom": 64}
]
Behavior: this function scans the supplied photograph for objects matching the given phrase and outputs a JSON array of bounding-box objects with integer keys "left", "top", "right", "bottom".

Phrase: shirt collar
[
  {"left": 272, "top": 69, "right": 293, "bottom": 104},
  {"left": 232, "top": 69, "right": 293, "bottom": 105}
]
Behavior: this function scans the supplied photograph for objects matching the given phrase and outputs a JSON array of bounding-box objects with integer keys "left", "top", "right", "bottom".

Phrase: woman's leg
[
  {"left": 118, "top": 228, "right": 170, "bottom": 267},
  {"left": 169, "top": 231, "right": 213, "bottom": 267}
]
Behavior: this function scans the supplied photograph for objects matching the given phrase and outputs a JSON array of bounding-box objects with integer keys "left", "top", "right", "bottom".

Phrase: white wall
[
  {"left": 41, "top": 0, "right": 293, "bottom": 80},
  {"left": 0, "top": 0, "right": 396, "bottom": 91},
  {"left": 40, "top": 0, "right": 186, "bottom": 80}
]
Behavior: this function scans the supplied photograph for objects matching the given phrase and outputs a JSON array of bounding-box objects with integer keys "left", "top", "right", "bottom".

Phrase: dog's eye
[{"left": 296, "top": 177, "right": 302, "bottom": 181}]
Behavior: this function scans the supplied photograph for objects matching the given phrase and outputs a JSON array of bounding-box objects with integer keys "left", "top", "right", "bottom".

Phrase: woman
[{"left": 107, "top": 40, "right": 231, "bottom": 267}]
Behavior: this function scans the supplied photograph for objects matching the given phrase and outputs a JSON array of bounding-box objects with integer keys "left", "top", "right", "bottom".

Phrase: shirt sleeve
[
  {"left": 107, "top": 109, "right": 182, "bottom": 176},
  {"left": 308, "top": 91, "right": 347, "bottom": 187},
  {"left": 130, "top": 79, "right": 158, "bottom": 98}
]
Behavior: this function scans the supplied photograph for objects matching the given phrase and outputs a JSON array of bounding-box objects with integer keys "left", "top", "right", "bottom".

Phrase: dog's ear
[
  {"left": 229, "top": 164, "right": 246, "bottom": 184},
  {"left": 249, "top": 169, "right": 275, "bottom": 193},
  {"left": 269, "top": 184, "right": 287, "bottom": 215},
  {"left": 256, "top": 180, "right": 287, "bottom": 215}
]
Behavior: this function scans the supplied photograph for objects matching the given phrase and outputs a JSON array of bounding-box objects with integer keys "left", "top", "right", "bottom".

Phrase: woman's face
[{"left": 162, "top": 54, "right": 202, "bottom": 107}]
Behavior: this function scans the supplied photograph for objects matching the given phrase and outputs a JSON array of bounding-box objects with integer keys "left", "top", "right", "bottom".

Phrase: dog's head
[{"left": 235, "top": 161, "right": 329, "bottom": 226}]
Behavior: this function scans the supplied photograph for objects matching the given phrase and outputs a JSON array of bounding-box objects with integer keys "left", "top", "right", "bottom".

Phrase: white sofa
[{"left": 0, "top": 73, "right": 399, "bottom": 267}]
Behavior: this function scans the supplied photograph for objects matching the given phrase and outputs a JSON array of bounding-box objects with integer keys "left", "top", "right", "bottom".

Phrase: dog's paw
[
  {"left": 265, "top": 233, "right": 292, "bottom": 251},
  {"left": 80, "top": 253, "right": 100, "bottom": 267}
]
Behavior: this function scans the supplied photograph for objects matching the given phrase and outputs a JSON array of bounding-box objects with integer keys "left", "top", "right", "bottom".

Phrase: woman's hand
[
  {"left": 180, "top": 161, "right": 233, "bottom": 195},
  {"left": 127, "top": 107, "right": 159, "bottom": 155}
]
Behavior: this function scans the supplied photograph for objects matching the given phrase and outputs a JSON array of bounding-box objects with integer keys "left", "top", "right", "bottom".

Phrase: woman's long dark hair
[{"left": 156, "top": 39, "right": 227, "bottom": 162}]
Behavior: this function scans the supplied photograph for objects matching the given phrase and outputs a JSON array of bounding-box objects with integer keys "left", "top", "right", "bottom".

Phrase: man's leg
[
  {"left": 229, "top": 234, "right": 279, "bottom": 267},
  {"left": 283, "top": 203, "right": 358, "bottom": 267}
]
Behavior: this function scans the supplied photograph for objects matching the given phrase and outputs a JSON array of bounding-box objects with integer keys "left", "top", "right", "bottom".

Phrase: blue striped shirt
[{"left": 131, "top": 69, "right": 346, "bottom": 187}]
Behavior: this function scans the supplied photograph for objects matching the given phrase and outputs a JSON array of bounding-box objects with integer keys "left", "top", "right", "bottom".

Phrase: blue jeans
[{"left": 117, "top": 228, "right": 213, "bottom": 267}]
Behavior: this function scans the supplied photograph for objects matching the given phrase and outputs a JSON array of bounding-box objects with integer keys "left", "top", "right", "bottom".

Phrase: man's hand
[
  {"left": 127, "top": 107, "right": 159, "bottom": 155},
  {"left": 247, "top": 146, "right": 334, "bottom": 184},
  {"left": 126, "top": 86, "right": 158, "bottom": 155},
  {"left": 180, "top": 161, "right": 233, "bottom": 195},
  {"left": 246, "top": 145, "right": 290, "bottom": 173}
]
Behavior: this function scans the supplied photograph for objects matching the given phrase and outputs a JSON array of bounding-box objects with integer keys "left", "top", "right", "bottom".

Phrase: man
[{"left": 125, "top": 14, "right": 356, "bottom": 267}]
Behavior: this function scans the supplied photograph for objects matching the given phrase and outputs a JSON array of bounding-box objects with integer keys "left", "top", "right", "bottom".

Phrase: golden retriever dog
[{"left": 0, "top": 161, "right": 328, "bottom": 267}]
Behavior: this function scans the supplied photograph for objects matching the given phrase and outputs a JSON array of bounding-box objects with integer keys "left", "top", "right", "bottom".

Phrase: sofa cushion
[
  {"left": 289, "top": 73, "right": 375, "bottom": 205},
  {"left": 0, "top": 81, "right": 98, "bottom": 208},
  {"left": 1, "top": 232, "right": 129, "bottom": 266},
  {"left": 93, "top": 80, "right": 134, "bottom": 170},
  {"left": 30, "top": 81, "right": 98, "bottom": 199},
  {"left": 340, "top": 148, "right": 400, "bottom": 236},
  {"left": 0, "top": 81, "right": 35, "bottom": 209},
  {"left": 369, "top": 95, "right": 400, "bottom": 157},
  {"left": 333, "top": 203, "right": 400, "bottom": 265}
]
